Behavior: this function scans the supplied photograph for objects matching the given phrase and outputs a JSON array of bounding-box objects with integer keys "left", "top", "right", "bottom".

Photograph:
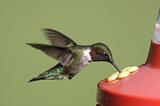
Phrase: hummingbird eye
[{"left": 103, "top": 52, "right": 107, "bottom": 56}]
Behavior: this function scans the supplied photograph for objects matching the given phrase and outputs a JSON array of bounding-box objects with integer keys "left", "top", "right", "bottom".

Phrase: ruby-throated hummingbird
[{"left": 27, "top": 28, "right": 120, "bottom": 82}]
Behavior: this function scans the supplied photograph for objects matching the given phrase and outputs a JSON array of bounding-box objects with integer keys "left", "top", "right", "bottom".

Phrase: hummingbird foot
[{"left": 68, "top": 73, "right": 77, "bottom": 80}]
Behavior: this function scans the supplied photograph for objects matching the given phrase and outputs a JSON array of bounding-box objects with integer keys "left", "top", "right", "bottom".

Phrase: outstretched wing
[
  {"left": 27, "top": 43, "right": 73, "bottom": 65},
  {"left": 43, "top": 28, "right": 77, "bottom": 48}
]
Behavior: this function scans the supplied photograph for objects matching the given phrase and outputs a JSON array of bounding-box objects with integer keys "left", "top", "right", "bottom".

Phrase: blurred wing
[
  {"left": 43, "top": 28, "right": 77, "bottom": 48},
  {"left": 27, "top": 43, "right": 73, "bottom": 65}
]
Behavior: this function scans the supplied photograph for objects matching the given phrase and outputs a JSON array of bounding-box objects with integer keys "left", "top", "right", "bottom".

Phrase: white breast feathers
[{"left": 83, "top": 48, "right": 92, "bottom": 62}]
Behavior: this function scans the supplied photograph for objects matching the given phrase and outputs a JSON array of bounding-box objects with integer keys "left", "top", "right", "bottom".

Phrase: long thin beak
[{"left": 112, "top": 63, "right": 121, "bottom": 73}]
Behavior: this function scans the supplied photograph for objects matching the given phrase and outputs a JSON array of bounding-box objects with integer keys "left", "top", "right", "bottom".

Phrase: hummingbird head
[{"left": 90, "top": 43, "right": 120, "bottom": 72}]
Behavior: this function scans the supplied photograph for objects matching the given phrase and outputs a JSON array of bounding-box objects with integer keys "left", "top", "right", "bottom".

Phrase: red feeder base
[{"left": 97, "top": 65, "right": 160, "bottom": 106}]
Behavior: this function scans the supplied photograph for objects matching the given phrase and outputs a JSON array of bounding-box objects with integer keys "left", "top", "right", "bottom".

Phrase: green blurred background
[{"left": 0, "top": 0, "right": 160, "bottom": 106}]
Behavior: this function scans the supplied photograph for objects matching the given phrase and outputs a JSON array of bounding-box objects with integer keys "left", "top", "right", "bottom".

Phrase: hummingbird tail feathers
[
  {"left": 28, "top": 63, "right": 65, "bottom": 83},
  {"left": 28, "top": 77, "right": 45, "bottom": 83}
]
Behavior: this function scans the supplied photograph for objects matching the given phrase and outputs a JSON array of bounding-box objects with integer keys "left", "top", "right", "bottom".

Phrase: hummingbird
[{"left": 27, "top": 28, "right": 120, "bottom": 82}]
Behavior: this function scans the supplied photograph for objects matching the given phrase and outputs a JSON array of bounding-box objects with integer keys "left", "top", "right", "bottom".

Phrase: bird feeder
[{"left": 96, "top": 10, "right": 160, "bottom": 106}]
